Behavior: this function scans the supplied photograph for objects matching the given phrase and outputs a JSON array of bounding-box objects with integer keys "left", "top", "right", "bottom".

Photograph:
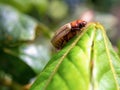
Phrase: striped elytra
[{"left": 51, "top": 20, "right": 87, "bottom": 49}]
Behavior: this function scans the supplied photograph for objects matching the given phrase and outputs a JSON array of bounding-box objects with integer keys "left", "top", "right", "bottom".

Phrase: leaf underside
[{"left": 30, "top": 23, "right": 120, "bottom": 90}]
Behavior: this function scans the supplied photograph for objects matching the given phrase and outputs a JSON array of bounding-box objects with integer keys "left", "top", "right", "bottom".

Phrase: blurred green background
[{"left": 0, "top": 0, "right": 120, "bottom": 90}]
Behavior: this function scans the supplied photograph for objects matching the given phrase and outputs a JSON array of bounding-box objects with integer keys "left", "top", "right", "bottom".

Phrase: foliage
[
  {"left": 0, "top": 3, "right": 51, "bottom": 90},
  {"left": 0, "top": 0, "right": 120, "bottom": 90},
  {"left": 30, "top": 23, "right": 120, "bottom": 90}
]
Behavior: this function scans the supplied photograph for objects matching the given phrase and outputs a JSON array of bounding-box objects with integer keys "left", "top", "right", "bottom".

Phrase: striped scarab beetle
[{"left": 51, "top": 20, "right": 87, "bottom": 49}]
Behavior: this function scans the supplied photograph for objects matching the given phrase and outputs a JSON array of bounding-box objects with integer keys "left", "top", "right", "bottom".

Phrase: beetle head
[{"left": 78, "top": 21, "right": 87, "bottom": 28}]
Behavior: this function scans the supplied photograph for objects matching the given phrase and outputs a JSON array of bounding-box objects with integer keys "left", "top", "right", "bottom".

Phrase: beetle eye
[{"left": 79, "top": 21, "right": 87, "bottom": 28}]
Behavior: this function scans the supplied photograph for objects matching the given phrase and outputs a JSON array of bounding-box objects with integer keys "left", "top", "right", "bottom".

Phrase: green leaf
[
  {"left": 30, "top": 23, "right": 120, "bottom": 90},
  {"left": 3, "top": 39, "right": 51, "bottom": 74},
  {"left": 0, "top": 4, "right": 37, "bottom": 46},
  {"left": 92, "top": 23, "right": 120, "bottom": 90},
  {"left": 30, "top": 23, "right": 96, "bottom": 90},
  {"left": 0, "top": 50, "right": 35, "bottom": 84},
  {"left": 0, "top": 0, "right": 32, "bottom": 12},
  {"left": 0, "top": 4, "right": 52, "bottom": 82},
  {"left": 0, "top": 0, "right": 49, "bottom": 14},
  {"left": 117, "top": 41, "right": 120, "bottom": 56}
]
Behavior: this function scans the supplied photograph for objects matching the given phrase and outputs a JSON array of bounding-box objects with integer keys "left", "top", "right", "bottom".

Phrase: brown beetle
[{"left": 51, "top": 20, "right": 87, "bottom": 49}]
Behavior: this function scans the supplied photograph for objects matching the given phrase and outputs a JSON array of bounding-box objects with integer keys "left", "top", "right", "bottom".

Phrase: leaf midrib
[
  {"left": 97, "top": 24, "right": 119, "bottom": 90},
  {"left": 43, "top": 26, "right": 91, "bottom": 90}
]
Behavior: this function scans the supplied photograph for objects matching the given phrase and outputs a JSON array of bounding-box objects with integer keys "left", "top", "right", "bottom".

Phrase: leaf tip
[{"left": 95, "top": 22, "right": 105, "bottom": 31}]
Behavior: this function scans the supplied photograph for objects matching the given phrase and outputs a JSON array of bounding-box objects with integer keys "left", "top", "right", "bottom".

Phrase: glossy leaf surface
[
  {"left": 0, "top": 4, "right": 37, "bottom": 46},
  {"left": 0, "top": 4, "right": 51, "bottom": 79}
]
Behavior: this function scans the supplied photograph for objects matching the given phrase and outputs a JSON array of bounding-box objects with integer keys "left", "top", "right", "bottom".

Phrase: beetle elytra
[{"left": 51, "top": 20, "right": 87, "bottom": 49}]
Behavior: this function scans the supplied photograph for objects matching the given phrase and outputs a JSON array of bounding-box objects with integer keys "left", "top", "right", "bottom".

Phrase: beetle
[{"left": 51, "top": 20, "right": 87, "bottom": 49}]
